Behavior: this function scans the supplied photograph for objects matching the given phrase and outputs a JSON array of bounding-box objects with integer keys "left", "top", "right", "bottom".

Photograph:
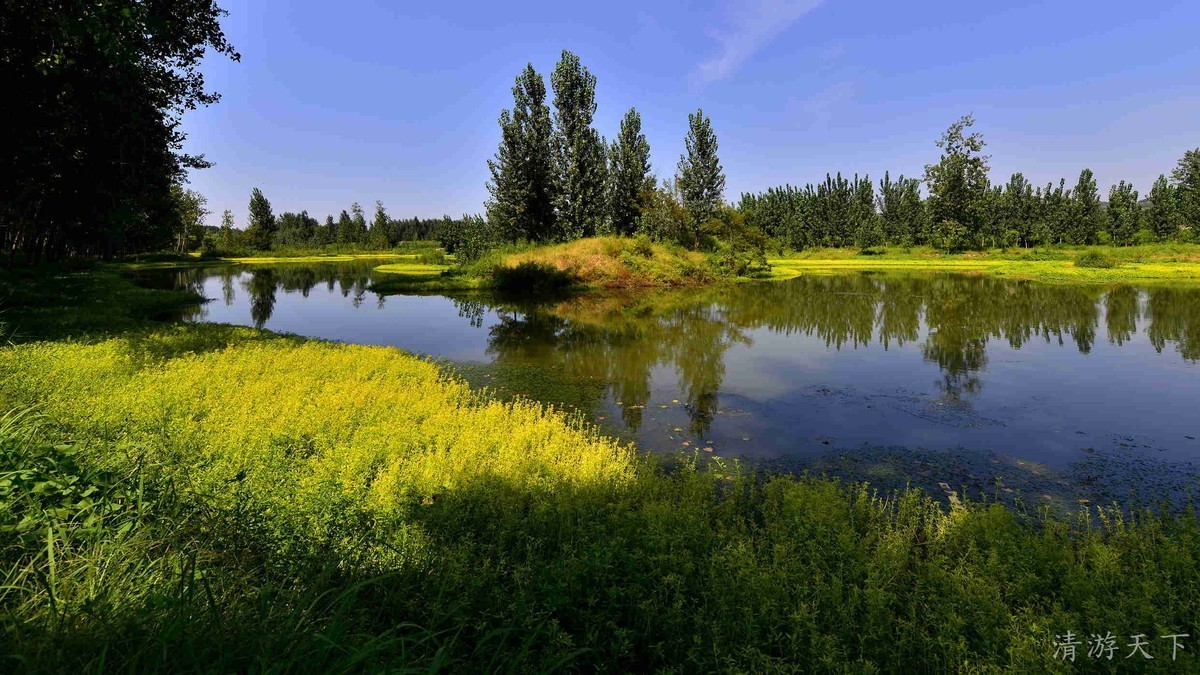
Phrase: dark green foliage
[
  {"left": 1033, "top": 179, "right": 1073, "bottom": 246},
  {"left": 637, "top": 181, "right": 695, "bottom": 247},
  {"left": 169, "top": 184, "right": 210, "bottom": 253},
  {"left": 487, "top": 65, "right": 558, "bottom": 243},
  {"left": 1002, "top": 173, "right": 1036, "bottom": 246},
  {"left": 1070, "top": 168, "right": 1103, "bottom": 245},
  {"left": 551, "top": 51, "right": 608, "bottom": 240},
  {"left": 706, "top": 207, "right": 769, "bottom": 275},
  {"left": 244, "top": 188, "right": 277, "bottom": 250},
  {"left": 608, "top": 108, "right": 654, "bottom": 236},
  {"left": 924, "top": 114, "right": 991, "bottom": 247},
  {"left": 736, "top": 117, "right": 1195, "bottom": 251},
  {"left": 739, "top": 174, "right": 885, "bottom": 250},
  {"left": 217, "top": 210, "right": 239, "bottom": 250},
  {"left": 676, "top": 109, "right": 726, "bottom": 232},
  {"left": 368, "top": 201, "right": 391, "bottom": 249},
  {"left": 0, "top": 411, "right": 148, "bottom": 550},
  {"left": 1, "top": 0, "right": 238, "bottom": 260},
  {"left": 1107, "top": 181, "right": 1142, "bottom": 245},
  {"left": 1075, "top": 250, "right": 1118, "bottom": 268},
  {"left": 851, "top": 174, "right": 883, "bottom": 249},
  {"left": 1147, "top": 174, "right": 1181, "bottom": 242},
  {"left": 492, "top": 261, "right": 579, "bottom": 294},
  {"left": 1172, "top": 148, "right": 1200, "bottom": 229},
  {"left": 348, "top": 202, "right": 369, "bottom": 245},
  {"left": 273, "top": 211, "right": 319, "bottom": 248},
  {"left": 810, "top": 173, "right": 873, "bottom": 247},
  {"left": 738, "top": 185, "right": 808, "bottom": 250},
  {"left": 878, "top": 172, "right": 926, "bottom": 246},
  {"left": 437, "top": 215, "right": 495, "bottom": 262}
]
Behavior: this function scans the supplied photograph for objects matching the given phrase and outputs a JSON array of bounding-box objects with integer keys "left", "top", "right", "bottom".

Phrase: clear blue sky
[{"left": 183, "top": 0, "right": 1200, "bottom": 226}]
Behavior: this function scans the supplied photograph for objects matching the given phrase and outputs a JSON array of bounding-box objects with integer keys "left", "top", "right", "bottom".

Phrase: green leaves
[
  {"left": 2, "top": 0, "right": 238, "bottom": 259},
  {"left": 552, "top": 51, "right": 608, "bottom": 240},
  {"left": 676, "top": 108, "right": 726, "bottom": 236},
  {"left": 487, "top": 64, "right": 558, "bottom": 243},
  {"left": 924, "top": 114, "right": 991, "bottom": 246},
  {"left": 608, "top": 108, "right": 653, "bottom": 237}
]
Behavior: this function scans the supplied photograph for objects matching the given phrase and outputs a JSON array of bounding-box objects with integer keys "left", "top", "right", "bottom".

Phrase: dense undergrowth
[{"left": 1, "top": 264, "right": 1199, "bottom": 672}]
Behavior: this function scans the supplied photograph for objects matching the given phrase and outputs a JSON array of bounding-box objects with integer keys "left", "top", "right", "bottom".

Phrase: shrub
[
  {"left": 932, "top": 219, "right": 969, "bottom": 252},
  {"left": 413, "top": 250, "right": 446, "bottom": 265},
  {"left": 1133, "top": 228, "right": 1158, "bottom": 246},
  {"left": 631, "top": 234, "right": 655, "bottom": 258},
  {"left": 1075, "top": 250, "right": 1118, "bottom": 268},
  {"left": 492, "top": 261, "right": 579, "bottom": 294}
]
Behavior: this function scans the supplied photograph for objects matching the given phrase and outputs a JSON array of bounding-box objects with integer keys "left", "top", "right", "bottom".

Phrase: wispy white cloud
[
  {"left": 692, "top": 0, "right": 826, "bottom": 88},
  {"left": 794, "top": 79, "right": 855, "bottom": 128}
]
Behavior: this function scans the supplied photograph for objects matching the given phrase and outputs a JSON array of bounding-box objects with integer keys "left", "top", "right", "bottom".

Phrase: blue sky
[{"left": 184, "top": 0, "right": 1200, "bottom": 226}]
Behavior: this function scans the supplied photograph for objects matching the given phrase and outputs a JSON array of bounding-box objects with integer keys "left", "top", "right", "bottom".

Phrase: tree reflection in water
[
  {"left": 453, "top": 273, "right": 1200, "bottom": 434},
  {"left": 152, "top": 263, "right": 1200, "bottom": 437}
]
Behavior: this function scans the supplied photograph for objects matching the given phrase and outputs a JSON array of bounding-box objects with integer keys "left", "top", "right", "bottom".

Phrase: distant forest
[{"left": 740, "top": 118, "right": 1200, "bottom": 251}]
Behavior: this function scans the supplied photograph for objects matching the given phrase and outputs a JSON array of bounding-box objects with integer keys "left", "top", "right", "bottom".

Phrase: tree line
[
  {"left": 741, "top": 115, "right": 1200, "bottom": 251},
  {"left": 2, "top": 1, "right": 239, "bottom": 261},
  {"left": 193, "top": 188, "right": 481, "bottom": 254},
  {"left": 484, "top": 51, "right": 736, "bottom": 251}
]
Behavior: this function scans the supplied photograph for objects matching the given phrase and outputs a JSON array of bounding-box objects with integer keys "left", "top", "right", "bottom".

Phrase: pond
[{"left": 136, "top": 261, "right": 1200, "bottom": 505}]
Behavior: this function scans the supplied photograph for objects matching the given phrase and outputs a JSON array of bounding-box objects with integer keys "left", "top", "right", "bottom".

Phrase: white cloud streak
[{"left": 692, "top": 0, "right": 826, "bottom": 87}]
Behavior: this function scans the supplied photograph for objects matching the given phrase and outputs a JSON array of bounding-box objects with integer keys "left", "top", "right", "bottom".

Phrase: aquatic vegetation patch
[{"left": 370, "top": 261, "right": 451, "bottom": 278}]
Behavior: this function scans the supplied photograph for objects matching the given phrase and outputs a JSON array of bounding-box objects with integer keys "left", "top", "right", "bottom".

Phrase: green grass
[
  {"left": 371, "top": 261, "right": 452, "bottom": 278},
  {"left": 370, "top": 237, "right": 726, "bottom": 295},
  {"left": 2, "top": 263, "right": 1199, "bottom": 671},
  {"left": 769, "top": 244, "right": 1200, "bottom": 285}
]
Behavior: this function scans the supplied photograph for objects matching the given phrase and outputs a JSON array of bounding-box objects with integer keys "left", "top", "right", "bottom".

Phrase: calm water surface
[{"left": 137, "top": 261, "right": 1200, "bottom": 503}]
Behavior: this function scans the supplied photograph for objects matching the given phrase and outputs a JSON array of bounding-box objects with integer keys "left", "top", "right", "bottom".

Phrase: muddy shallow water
[{"left": 137, "top": 262, "right": 1200, "bottom": 506}]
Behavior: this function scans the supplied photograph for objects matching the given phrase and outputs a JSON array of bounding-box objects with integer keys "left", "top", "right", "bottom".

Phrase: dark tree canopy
[
  {"left": 551, "top": 50, "right": 608, "bottom": 240},
  {"left": 676, "top": 109, "right": 726, "bottom": 231},
  {"left": 244, "top": 188, "right": 276, "bottom": 250},
  {"left": 608, "top": 108, "right": 654, "bottom": 237},
  {"left": 2, "top": 0, "right": 239, "bottom": 259},
  {"left": 923, "top": 114, "right": 990, "bottom": 240},
  {"left": 487, "top": 64, "right": 558, "bottom": 243}
]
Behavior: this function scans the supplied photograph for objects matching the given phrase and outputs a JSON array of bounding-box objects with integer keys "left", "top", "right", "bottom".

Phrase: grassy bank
[
  {"left": 371, "top": 237, "right": 723, "bottom": 295},
  {"left": 770, "top": 244, "right": 1200, "bottom": 284},
  {"left": 3, "top": 265, "right": 1199, "bottom": 671},
  {"left": 501, "top": 236, "right": 717, "bottom": 288}
]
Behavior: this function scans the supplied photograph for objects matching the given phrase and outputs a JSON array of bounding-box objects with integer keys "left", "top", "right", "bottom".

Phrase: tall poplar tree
[
  {"left": 608, "top": 108, "right": 654, "bottom": 236},
  {"left": 1002, "top": 173, "right": 1035, "bottom": 247},
  {"left": 1146, "top": 174, "right": 1180, "bottom": 241},
  {"left": 1107, "top": 180, "right": 1141, "bottom": 245},
  {"left": 1172, "top": 148, "right": 1200, "bottom": 228},
  {"left": 1070, "top": 168, "right": 1102, "bottom": 245},
  {"left": 878, "top": 172, "right": 925, "bottom": 246},
  {"left": 245, "top": 187, "right": 276, "bottom": 250},
  {"left": 486, "top": 64, "right": 557, "bottom": 242},
  {"left": 218, "top": 209, "right": 236, "bottom": 249},
  {"left": 349, "top": 202, "right": 368, "bottom": 244},
  {"left": 336, "top": 210, "right": 354, "bottom": 244},
  {"left": 368, "top": 200, "right": 391, "bottom": 249},
  {"left": 676, "top": 108, "right": 726, "bottom": 238},
  {"left": 551, "top": 50, "right": 608, "bottom": 239}
]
